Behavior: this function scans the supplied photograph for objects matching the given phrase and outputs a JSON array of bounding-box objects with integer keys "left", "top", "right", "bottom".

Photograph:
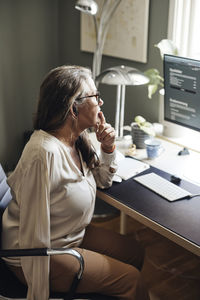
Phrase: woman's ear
[{"left": 70, "top": 104, "right": 78, "bottom": 118}]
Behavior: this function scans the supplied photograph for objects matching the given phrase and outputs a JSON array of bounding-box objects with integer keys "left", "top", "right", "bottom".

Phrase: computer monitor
[{"left": 162, "top": 54, "right": 200, "bottom": 151}]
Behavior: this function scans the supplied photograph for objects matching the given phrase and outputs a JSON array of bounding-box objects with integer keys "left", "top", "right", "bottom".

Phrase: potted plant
[
  {"left": 131, "top": 115, "right": 155, "bottom": 149},
  {"left": 144, "top": 39, "right": 179, "bottom": 99}
]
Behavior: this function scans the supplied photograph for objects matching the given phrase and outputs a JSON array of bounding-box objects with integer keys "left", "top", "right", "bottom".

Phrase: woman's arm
[
  {"left": 18, "top": 159, "right": 51, "bottom": 300},
  {"left": 92, "top": 112, "right": 117, "bottom": 188},
  {"left": 95, "top": 111, "right": 115, "bottom": 153}
]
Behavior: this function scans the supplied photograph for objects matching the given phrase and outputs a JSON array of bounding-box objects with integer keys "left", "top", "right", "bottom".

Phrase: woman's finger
[{"left": 98, "top": 111, "right": 106, "bottom": 125}]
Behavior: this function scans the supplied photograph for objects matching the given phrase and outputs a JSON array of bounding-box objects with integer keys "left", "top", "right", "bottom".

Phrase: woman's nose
[{"left": 99, "top": 98, "right": 104, "bottom": 106}]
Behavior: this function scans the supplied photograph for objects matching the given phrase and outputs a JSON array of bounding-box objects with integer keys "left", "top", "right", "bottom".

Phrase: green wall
[{"left": 0, "top": 0, "right": 169, "bottom": 171}]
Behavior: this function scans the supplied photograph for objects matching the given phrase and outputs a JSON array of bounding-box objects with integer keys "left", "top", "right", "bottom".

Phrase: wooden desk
[
  {"left": 90, "top": 133, "right": 200, "bottom": 256},
  {"left": 97, "top": 164, "right": 200, "bottom": 257},
  {"left": 116, "top": 135, "right": 200, "bottom": 187}
]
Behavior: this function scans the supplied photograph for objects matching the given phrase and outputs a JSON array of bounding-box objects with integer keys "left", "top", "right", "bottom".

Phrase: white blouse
[{"left": 2, "top": 130, "right": 117, "bottom": 300}]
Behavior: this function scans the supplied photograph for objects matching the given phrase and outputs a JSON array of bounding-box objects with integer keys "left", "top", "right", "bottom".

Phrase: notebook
[{"left": 114, "top": 156, "right": 149, "bottom": 181}]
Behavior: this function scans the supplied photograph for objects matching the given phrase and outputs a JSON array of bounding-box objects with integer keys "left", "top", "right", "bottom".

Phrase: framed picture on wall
[{"left": 80, "top": 0, "right": 149, "bottom": 63}]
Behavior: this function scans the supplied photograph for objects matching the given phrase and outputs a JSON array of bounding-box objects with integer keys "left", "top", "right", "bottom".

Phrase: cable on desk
[{"left": 187, "top": 193, "right": 200, "bottom": 199}]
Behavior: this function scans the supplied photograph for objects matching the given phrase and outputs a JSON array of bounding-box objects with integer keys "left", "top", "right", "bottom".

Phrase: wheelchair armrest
[
  {"left": 47, "top": 248, "right": 84, "bottom": 280},
  {"left": 0, "top": 247, "right": 84, "bottom": 280}
]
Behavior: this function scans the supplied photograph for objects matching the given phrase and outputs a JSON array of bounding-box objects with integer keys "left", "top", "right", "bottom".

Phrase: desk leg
[{"left": 120, "top": 211, "right": 127, "bottom": 234}]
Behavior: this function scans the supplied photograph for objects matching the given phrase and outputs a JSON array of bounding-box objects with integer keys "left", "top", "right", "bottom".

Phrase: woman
[{"left": 2, "top": 65, "right": 149, "bottom": 300}]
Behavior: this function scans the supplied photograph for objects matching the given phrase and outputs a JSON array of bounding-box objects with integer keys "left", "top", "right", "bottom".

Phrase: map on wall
[{"left": 80, "top": 0, "right": 149, "bottom": 63}]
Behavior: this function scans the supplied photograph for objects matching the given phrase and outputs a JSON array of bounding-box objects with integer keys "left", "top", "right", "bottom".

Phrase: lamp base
[{"left": 115, "top": 135, "right": 132, "bottom": 152}]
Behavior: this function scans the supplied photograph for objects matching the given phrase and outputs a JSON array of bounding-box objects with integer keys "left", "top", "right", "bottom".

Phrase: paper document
[{"left": 114, "top": 157, "right": 150, "bottom": 181}]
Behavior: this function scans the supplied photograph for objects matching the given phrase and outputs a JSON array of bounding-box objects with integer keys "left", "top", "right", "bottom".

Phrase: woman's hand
[{"left": 95, "top": 112, "right": 115, "bottom": 152}]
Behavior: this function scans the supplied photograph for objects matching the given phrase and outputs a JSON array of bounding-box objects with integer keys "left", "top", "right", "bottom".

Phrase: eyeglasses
[{"left": 76, "top": 91, "right": 101, "bottom": 104}]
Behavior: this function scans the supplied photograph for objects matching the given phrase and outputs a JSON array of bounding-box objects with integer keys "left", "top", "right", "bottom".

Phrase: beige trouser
[{"left": 10, "top": 224, "right": 150, "bottom": 300}]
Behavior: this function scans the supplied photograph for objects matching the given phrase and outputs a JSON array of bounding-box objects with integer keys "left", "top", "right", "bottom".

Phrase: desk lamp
[
  {"left": 75, "top": 0, "right": 98, "bottom": 15},
  {"left": 75, "top": 0, "right": 121, "bottom": 80},
  {"left": 96, "top": 65, "right": 149, "bottom": 139}
]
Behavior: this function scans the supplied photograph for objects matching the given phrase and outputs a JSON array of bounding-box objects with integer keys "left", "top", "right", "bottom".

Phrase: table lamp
[{"left": 96, "top": 65, "right": 149, "bottom": 139}]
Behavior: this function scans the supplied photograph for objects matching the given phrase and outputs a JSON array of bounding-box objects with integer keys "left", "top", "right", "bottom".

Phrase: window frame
[{"left": 167, "top": 0, "right": 200, "bottom": 59}]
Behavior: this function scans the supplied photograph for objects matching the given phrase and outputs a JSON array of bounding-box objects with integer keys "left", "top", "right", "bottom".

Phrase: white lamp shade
[
  {"left": 96, "top": 65, "right": 149, "bottom": 86},
  {"left": 75, "top": 0, "right": 98, "bottom": 15}
]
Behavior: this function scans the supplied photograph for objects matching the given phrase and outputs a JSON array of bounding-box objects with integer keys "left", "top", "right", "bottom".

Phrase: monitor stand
[
  {"left": 158, "top": 90, "right": 200, "bottom": 153},
  {"left": 163, "top": 123, "right": 186, "bottom": 138},
  {"left": 161, "top": 125, "right": 200, "bottom": 154}
]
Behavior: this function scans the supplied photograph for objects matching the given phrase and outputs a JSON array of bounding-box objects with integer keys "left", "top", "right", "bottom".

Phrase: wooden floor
[{"left": 92, "top": 215, "right": 200, "bottom": 300}]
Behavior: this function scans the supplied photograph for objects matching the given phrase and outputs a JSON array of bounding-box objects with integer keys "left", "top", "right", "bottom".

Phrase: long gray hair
[
  {"left": 34, "top": 65, "right": 92, "bottom": 131},
  {"left": 33, "top": 65, "right": 98, "bottom": 169}
]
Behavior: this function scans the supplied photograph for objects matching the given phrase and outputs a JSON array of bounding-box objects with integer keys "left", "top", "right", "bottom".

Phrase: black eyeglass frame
[{"left": 76, "top": 91, "right": 101, "bottom": 104}]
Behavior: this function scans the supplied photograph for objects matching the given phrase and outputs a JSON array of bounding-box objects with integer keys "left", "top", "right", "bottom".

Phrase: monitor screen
[
  {"left": 163, "top": 54, "right": 200, "bottom": 183},
  {"left": 164, "top": 54, "right": 200, "bottom": 133}
]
